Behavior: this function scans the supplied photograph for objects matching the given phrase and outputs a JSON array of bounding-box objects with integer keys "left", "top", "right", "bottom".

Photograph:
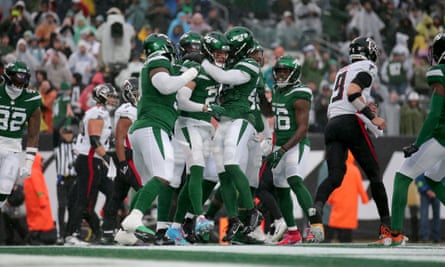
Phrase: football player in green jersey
[
  {"left": 120, "top": 33, "right": 199, "bottom": 243},
  {"left": 186, "top": 26, "right": 263, "bottom": 242},
  {"left": 167, "top": 31, "right": 228, "bottom": 245},
  {"left": 266, "top": 56, "right": 315, "bottom": 245},
  {"left": 0, "top": 61, "right": 41, "bottom": 208},
  {"left": 390, "top": 32, "right": 445, "bottom": 246}
]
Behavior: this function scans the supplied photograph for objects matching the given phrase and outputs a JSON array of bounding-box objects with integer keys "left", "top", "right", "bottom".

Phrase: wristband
[
  {"left": 361, "top": 106, "right": 375, "bottom": 120},
  {"left": 26, "top": 147, "right": 38, "bottom": 155}
]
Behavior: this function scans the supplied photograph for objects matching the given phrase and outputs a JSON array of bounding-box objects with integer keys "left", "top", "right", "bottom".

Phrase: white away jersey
[
  {"left": 76, "top": 106, "right": 113, "bottom": 157},
  {"left": 327, "top": 60, "right": 378, "bottom": 119},
  {"left": 114, "top": 102, "right": 137, "bottom": 128}
]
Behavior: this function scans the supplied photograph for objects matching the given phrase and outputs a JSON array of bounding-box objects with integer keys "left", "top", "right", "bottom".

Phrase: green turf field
[{"left": 0, "top": 243, "right": 444, "bottom": 267}]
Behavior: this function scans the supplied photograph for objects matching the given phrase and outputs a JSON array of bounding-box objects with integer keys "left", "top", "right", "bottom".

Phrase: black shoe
[
  {"left": 134, "top": 226, "right": 156, "bottom": 243},
  {"left": 154, "top": 228, "right": 175, "bottom": 245},
  {"left": 99, "top": 231, "right": 116, "bottom": 245},
  {"left": 231, "top": 231, "right": 265, "bottom": 245},
  {"left": 243, "top": 208, "right": 262, "bottom": 234},
  {"left": 223, "top": 217, "right": 243, "bottom": 242},
  {"left": 183, "top": 218, "right": 198, "bottom": 243}
]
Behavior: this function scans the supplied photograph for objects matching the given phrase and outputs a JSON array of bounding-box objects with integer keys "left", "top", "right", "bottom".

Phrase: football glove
[
  {"left": 207, "top": 104, "right": 225, "bottom": 116},
  {"left": 403, "top": 144, "right": 418, "bottom": 158},
  {"left": 182, "top": 52, "right": 207, "bottom": 64},
  {"left": 20, "top": 153, "right": 35, "bottom": 179},
  {"left": 118, "top": 160, "right": 131, "bottom": 179},
  {"left": 266, "top": 149, "right": 285, "bottom": 169}
]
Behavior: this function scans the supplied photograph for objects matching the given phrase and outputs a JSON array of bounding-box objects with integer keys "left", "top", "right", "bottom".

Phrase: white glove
[{"left": 20, "top": 153, "right": 35, "bottom": 179}]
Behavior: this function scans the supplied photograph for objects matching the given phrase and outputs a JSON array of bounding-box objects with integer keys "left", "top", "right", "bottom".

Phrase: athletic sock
[
  {"left": 287, "top": 176, "right": 313, "bottom": 218},
  {"left": 391, "top": 172, "right": 413, "bottom": 231}
]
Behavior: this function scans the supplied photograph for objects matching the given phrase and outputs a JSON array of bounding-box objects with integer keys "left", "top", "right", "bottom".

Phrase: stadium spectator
[
  {"left": 399, "top": 91, "right": 426, "bottom": 136},
  {"left": 273, "top": 10, "right": 302, "bottom": 51},
  {"left": 68, "top": 39, "right": 97, "bottom": 85},
  {"left": 416, "top": 174, "right": 443, "bottom": 243},
  {"left": 95, "top": 7, "right": 135, "bottom": 68},
  {"left": 146, "top": 0, "right": 172, "bottom": 34}
]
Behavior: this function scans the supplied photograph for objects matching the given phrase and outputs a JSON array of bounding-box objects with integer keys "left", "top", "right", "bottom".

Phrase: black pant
[
  {"left": 102, "top": 159, "right": 142, "bottom": 233},
  {"left": 66, "top": 154, "right": 113, "bottom": 237},
  {"left": 56, "top": 175, "right": 76, "bottom": 238},
  {"left": 315, "top": 115, "right": 390, "bottom": 224}
]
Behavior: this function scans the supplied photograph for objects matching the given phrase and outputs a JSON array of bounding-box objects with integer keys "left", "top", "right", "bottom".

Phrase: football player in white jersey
[
  {"left": 308, "top": 36, "right": 391, "bottom": 244},
  {"left": 0, "top": 61, "right": 41, "bottom": 208},
  {"left": 65, "top": 83, "right": 118, "bottom": 245},
  {"left": 101, "top": 78, "right": 143, "bottom": 244}
]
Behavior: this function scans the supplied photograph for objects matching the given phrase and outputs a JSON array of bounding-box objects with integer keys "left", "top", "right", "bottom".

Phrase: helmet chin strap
[{"left": 5, "top": 84, "right": 23, "bottom": 99}]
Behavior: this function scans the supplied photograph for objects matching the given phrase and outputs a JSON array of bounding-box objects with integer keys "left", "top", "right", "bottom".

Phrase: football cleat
[
  {"left": 276, "top": 229, "right": 302, "bottom": 245},
  {"left": 183, "top": 218, "right": 198, "bottom": 243},
  {"left": 243, "top": 208, "right": 263, "bottom": 234},
  {"left": 65, "top": 233, "right": 89, "bottom": 246},
  {"left": 370, "top": 225, "right": 407, "bottom": 246},
  {"left": 232, "top": 230, "right": 265, "bottom": 245},
  {"left": 270, "top": 218, "right": 287, "bottom": 243},
  {"left": 223, "top": 217, "right": 244, "bottom": 242},
  {"left": 195, "top": 215, "right": 215, "bottom": 236},
  {"left": 154, "top": 228, "right": 175, "bottom": 246},
  {"left": 310, "top": 223, "right": 325, "bottom": 243},
  {"left": 134, "top": 226, "right": 156, "bottom": 243},
  {"left": 303, "top": 227, "right": 316, "bottom": 243},
  {"left": 99, "top": 230, "right": 116, "bottom": 245},
  {"left": 114, "top": 229, "right": 138, "bottom": 246},
  {"left": 166, "top": 227, "right": 190, "bottom": 245}
]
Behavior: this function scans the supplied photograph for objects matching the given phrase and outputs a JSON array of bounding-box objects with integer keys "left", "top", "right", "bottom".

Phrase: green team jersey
[
  {"left": 179, "top": 60, "right": 219, "bottom": 123},
  {"left": 250, "top": 72, "right": 267, "bottom": 133},
  {"left": 0, "top": 83, "right": 41, "bottom": 139},
  {"left": 53, "top": 93, "right": 71, "bottom": 128},
  {"left": 272, "top": 83, "right": 312, "bottom": 147},
  {"left": 130, "top": 55, "right": 178, "bottom": 136},
  {"left": 425, "top": 64, "right": 445, "bottom": 145},
  {"left": 220, "top": 58, "right": 261, "bottom": 125}
]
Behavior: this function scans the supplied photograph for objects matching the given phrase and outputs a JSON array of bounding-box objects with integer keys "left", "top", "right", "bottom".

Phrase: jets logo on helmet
[
  {"left": 3, "top": 60, "right": 31, "bottom": 90},
  {"left": 121, "top": 77, "right": 139, "bottom": 106},
  {"left": 431, "top": 32, "right": 445, "bottom": 64},
  {"left": 225, "top": 26, "right": 254, "bottom": 62},
  {"left": 179, "top": 31, "right": 203, "bottom": 58},
  {"left": 272, "top": 56, "right": 302, "bottom": 88},
  {"left": 202, "top": 31, "right": 230, "bottom": 67},
  {"left": 143, "top": 33, "right": 177, "bottom": 64}
]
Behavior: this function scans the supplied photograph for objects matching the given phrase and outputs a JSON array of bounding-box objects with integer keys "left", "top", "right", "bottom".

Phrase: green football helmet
[
  {"left": 272, "top": 56, "right": 302, "bottom": 88},
  {"left": 247, "top": 39, "right": 264, "bottom": 66},
  {"left": 431, "top": 32, "right": 445, "bottom": 64},
  {"left": 202, "top": 31, "right": 230, "bottom": 67},
  {"left": 143, "top": 33, "right": 177, "bottom": 64},
  {"left": 3, "top": 60, "right": 30, "bottom": 90},
  {"left": 178, "top": 31, "right": 203, "bottom": 57},
  {"left": 224, "top": 26, "right": 254, "bottom": 62}
]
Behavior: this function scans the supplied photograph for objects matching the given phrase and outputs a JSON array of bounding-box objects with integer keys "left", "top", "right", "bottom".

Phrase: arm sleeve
[
  {"left": 415, "top": 93, "right": 445, "bottom": 147},
  {"left": 351, "top": 71, "right": 372, "bottom": 89},
  {"left": 176, "top": 86, "right": 205, "bottom": 112},
  {"left": 202, "top": 60, "right": 250, "bottom": 85},
  {"left": 152, "top": 68, "right": 198, "bottom": 95}
]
